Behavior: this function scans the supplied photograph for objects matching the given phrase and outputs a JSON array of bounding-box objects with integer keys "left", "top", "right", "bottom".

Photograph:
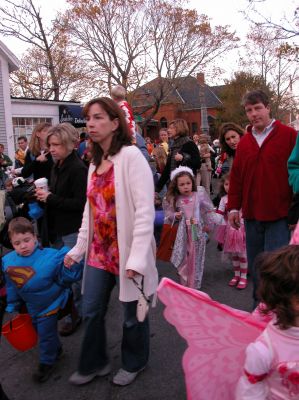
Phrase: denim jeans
[
  {"left": 78, "top": 266, "right": 150, "bottom": 375},
  {"left": 244, "top": 218, "right": 290, "bottom": 306},
  {"left": 32, "top": 314, "right": 61, "bottom": 365}
]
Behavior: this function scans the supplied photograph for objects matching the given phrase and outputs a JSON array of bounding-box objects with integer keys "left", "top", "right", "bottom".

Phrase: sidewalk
[{"left": 0, "top": 240, "right": 252, "bottom": 400}]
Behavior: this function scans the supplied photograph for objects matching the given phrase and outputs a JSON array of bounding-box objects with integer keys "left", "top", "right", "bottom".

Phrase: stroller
[{"left": 0, "top": 177, "right": 36, "bottom": 251}]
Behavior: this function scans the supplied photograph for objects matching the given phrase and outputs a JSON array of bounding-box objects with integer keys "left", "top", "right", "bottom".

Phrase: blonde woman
[
  {"left": 22, "top": 122, "right": 53, "bottom": 181},
  {"left": 36, "top": 122, "right": 88, "bottom": 336}
]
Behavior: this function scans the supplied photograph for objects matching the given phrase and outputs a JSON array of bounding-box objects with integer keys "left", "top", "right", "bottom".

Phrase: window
[
  {"left": 191, "top": 122, "right": 198, "bottom": 133},
  {"left": 12, "top": 117, "right": 52, "bottom": 150},
  {"left": 160, "top": 117, "right": 168, "bottom": 128}
]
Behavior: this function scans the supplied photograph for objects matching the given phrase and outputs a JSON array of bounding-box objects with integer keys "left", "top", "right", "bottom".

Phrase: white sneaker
[
  {"left": 69, "top": 364, "right": 111, "bottom": 385},
  {"left": 112, "top": 367, "right": 145, "bottom": 386}
]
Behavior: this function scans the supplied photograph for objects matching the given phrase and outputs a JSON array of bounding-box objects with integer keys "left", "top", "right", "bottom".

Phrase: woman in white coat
[{"left": 64, "top": 97, "right": 158, "bottom": 386}]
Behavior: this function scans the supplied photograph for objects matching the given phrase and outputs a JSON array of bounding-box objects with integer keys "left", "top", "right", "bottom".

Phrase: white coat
[{"left": 67, "top": 145, "right": 158, "bottom": 302}]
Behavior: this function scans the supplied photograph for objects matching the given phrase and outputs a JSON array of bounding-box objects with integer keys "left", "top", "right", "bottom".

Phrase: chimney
[{"left": 197, "top": 73, "right": 205, "bottom": 85}]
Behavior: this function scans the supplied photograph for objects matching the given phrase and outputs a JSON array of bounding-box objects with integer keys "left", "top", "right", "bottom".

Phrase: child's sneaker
[{"left": 33, "top": 363, "right": 55, "bottom": 383}]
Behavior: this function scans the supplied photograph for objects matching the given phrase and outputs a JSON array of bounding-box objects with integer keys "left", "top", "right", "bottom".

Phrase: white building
[
  {"left": 0, "top": 40, "right": 19, "bottom": 159},
  {"left": 0, "top": 40, "right": 85, "bottom": 160}
]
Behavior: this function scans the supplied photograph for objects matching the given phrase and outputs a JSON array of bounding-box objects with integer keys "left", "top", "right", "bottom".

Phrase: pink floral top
[{"left": 87, "top": 164, "right": 119, "bottom": 275}]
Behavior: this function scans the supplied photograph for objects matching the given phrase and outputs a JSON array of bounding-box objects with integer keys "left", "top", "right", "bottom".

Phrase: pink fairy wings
[{"left": 157, "top": 278, "right": 267, "bottom": 400}]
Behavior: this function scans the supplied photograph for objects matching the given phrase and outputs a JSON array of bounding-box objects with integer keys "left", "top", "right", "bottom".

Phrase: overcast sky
[{"left": 1, "top": 0, "right": 297, "bottom": 86}]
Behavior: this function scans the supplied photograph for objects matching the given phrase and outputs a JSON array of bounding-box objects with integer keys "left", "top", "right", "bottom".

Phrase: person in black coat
[
  {"left": 21, "top": 122, "right": 53, "bottom": 182},
  {"left": 36, "top": 123, "right": 88, "bottom": 336},
  {"left": 155, "top": 119, "right": 201, "bottom": 193}
]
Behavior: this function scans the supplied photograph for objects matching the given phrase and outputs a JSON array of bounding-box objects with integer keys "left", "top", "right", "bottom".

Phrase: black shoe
[
  {"left": 217, "top": 243, "right": 223, "bottom": 251},
  {"left": 32, "top": 363, "right": 55, "bottom": 383},
  {"left": 59, "top": 317, "right": 82, "bottom": 337}
]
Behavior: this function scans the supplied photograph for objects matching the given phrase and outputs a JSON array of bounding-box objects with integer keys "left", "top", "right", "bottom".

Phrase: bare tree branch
[{"left": 244, "top": 0, "right": 298, "bottom": 39}]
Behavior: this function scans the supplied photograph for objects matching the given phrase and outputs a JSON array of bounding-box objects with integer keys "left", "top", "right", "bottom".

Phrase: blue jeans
[
  {"left": 32, "top": 314, "right": 61, "bottom": 365},
  {"left": 245, "top": 218, "right": 290, "bottom": 305},
  {"left": 78, "top": 266, "right": 149, "bottom": 375}
]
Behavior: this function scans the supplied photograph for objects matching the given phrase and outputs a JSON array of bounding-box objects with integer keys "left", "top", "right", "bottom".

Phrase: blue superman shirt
[{"left": 3, "top": 246, "right": 82, "bottom": 317}]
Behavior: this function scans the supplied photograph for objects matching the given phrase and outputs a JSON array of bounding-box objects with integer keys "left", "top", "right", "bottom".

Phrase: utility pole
[{"left": 199, "top": 83, "right": 210, "bottom": 140}]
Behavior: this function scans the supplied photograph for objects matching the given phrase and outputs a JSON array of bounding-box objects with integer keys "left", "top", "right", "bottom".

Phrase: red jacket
[{"left": 227, "top": 121, "right": 297, "bottom": 221}]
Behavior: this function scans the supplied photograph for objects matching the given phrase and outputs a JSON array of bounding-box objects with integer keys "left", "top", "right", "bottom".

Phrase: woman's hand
[
  {"left": 64, "top": 255, "right": 76, "bottom": 269},
  {"left": 174, "top": 152, "right": 183, "bottom": 162},
  {"left": 35, "top": 188, "right": 50, "bottom": 202},
  {"left": 126, "top": 269, "right": 139, "bottom": 279},
  {"left": 36, "top": 151, "right": 49, "bottom": 163}
]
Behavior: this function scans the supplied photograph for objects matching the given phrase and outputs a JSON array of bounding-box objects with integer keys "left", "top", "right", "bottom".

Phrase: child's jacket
[{"left": 3, "top": 246, "right": 82, "bottom": 317}]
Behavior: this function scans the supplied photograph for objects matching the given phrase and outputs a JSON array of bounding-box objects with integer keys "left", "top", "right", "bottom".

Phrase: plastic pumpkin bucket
[{"left": 2, "top": 314, "right": 38, "bottom": 351}]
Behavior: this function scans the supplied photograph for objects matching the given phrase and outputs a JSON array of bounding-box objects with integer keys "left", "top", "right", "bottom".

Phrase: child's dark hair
[
  {"left": 166, "top": 171, "right": 196, "bottom": 210},
  {"left": 8, "top": 217, "right": 34, "bottom": 238},
  {"left": 257, "top": 245, "right": 299, "bottom": 330},
  {"left": 218, "top": 173, "right": 230, "bottom": 197}
]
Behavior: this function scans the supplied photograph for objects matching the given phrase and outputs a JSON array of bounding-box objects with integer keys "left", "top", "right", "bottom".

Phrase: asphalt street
[{"left": 0, "top": 239, "right": 253, "bottom": 400}]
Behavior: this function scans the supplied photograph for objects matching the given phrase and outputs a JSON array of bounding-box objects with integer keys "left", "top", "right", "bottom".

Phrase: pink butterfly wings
[{"left": 157, "top": 278, "right": 267, "bottom": 400}]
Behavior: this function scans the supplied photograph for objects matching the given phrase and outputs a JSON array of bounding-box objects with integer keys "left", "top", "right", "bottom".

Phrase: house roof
[
  {"left": 132, "top": 76, "right": 224, "bottom": 110},
  {"left": 0, "top": 40, "right": 20, "bottom": 73}
]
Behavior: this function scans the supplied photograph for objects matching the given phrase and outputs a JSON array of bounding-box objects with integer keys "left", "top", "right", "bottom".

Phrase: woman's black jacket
[
  {"left": 156, "top": 140, "right": 201, "bottom": 192},
  {"left": 46, "top": 151, "right": 88, "bottom": 236}
]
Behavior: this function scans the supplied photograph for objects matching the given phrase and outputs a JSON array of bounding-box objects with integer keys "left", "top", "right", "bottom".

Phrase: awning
[
  {"left": 59, "top": 105, "right": 86, "bottom": 127},
  {"left": 134, "top": 115, "right": 158, "bottom": 126}
]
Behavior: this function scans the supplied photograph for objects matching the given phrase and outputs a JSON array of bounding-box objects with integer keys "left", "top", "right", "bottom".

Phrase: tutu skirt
[
  {"left": 214, "top": 224, "right": 227, "bottom": 244},
  {"left": 214, "top": 223, "right": 246, "bottom": 254}
]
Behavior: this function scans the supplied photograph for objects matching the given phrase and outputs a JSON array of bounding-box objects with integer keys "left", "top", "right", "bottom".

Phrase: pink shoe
[
  {"left": 237, "top": 277, "right": 247, "bottom": 290},
  {"left": 228, "top": 276, "right": 239, "bottom": 287}
]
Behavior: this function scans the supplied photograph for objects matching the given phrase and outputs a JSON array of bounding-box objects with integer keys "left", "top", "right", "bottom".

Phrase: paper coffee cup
[{"left": 34, "top": 178, "right": 48, "bottom": 191}]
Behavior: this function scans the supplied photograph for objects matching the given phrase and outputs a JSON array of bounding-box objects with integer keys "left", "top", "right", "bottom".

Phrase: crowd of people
[{"left": 0, "top": 87, "right": 299, "bottom": 400}]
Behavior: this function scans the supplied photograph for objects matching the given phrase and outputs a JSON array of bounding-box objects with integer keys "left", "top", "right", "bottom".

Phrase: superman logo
[{"left": 6, "top": 266, "right": 35, "bottom": 288}]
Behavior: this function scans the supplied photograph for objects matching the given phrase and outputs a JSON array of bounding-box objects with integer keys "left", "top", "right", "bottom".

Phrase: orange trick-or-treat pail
[{"left": 2, "top": 314, "right": 38, "bottom": 351}]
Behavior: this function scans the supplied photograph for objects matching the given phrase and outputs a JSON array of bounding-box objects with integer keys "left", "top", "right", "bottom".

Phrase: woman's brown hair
[
  {"left": 218, "top": 122, "right": 244, "bottom": 156},
  {"left": 83, "top": 97, "right": 132, "bottom": 166},
  {"left": 152, "top": 146, "right": 167, "bottom": 173},
  {"left": 169, "top": 119, "right": 189, "bottom": 138},
  {"left": 166, "top": 171, "right": 196, "bottom": 210},
  {"left": 29, "top": 122, "right": 52, "bottom": 156},
  {"left": 257, "top": 245, "right": 299, "bottom": 329}
]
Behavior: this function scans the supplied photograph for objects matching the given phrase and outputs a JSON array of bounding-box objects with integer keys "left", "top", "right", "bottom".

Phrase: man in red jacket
[{"left": 228, "top": 90, "right": 297, "bottom": 306}]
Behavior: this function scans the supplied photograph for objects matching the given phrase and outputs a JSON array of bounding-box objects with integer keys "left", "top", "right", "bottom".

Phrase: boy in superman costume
[{"left": 2, "top": 217, "right": 82, "bottom": 383}]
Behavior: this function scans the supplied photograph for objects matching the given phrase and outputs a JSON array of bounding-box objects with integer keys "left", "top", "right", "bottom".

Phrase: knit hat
[{"left": 170, "top": 166, "right": 194, "bottom": 181}]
